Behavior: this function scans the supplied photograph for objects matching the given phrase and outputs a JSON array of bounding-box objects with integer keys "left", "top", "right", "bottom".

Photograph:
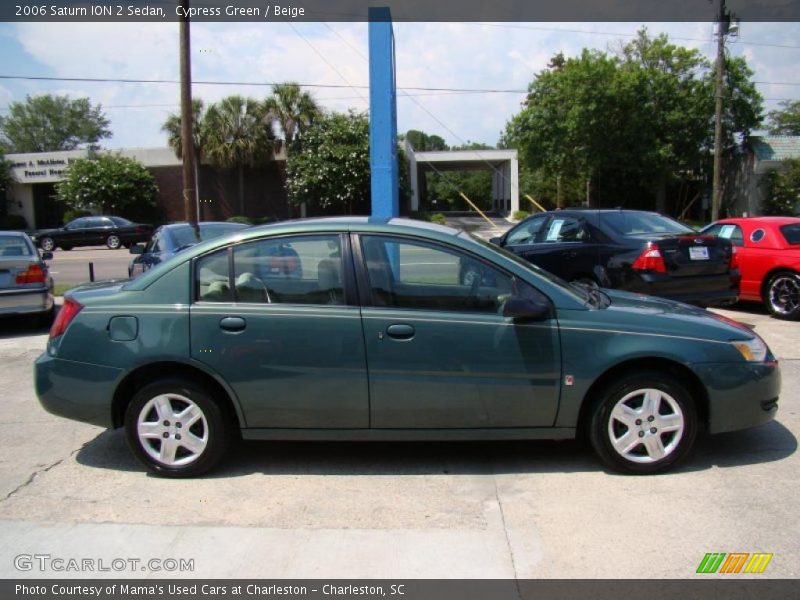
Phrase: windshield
[
  {"left": 603, "top": 211, "right": 692, "bottom": 236},
  {"left": 465, "top": 231, "right": 592, "bottom": 303},
  {"left": 169, "top": 223, "right": 247, "bottom": 249}
]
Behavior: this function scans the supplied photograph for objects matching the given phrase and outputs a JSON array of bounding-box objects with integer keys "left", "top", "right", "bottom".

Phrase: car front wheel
[
  {"left": 106, "top": 234, "right": 122, "bottom": 249},
  {"left": 124, "top": 378, "right": 232, "bottom": 477},
  {"left": 39, "top": 237, "right": 55, "bottom": 252},
  {"left": 589, "top": 371, "right": 697, "bottom": 474},
  {"left": 765, "top": 271, "right": 800, "bottom": 320}
]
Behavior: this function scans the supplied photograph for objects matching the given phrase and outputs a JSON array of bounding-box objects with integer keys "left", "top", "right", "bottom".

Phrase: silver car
[{"left": 0, "top": 231, "right": 55, "bottom": 325}]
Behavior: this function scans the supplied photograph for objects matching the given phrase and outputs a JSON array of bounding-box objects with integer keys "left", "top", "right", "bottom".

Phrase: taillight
[
  {"left": 632, "top": 243, "right": 667, "bottom": 273},
  {"left": 16, "top": 264, "right": 46, "bottom": 284},
  {"left": 49, "top": 298, "right": 83, "bottom": 339},
  {"left": 730, "top": 247, "right": 739, "bottom": 270}
]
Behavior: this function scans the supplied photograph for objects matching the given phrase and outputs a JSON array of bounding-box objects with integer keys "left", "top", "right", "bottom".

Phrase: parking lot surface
[{"left": 0, "top": 298, "right": 797, "bottom": 580}]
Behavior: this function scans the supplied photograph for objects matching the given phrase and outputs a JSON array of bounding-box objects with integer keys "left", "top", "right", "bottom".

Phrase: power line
[{"left": 0, "top": 74, "right": 529, "bottom": 94}]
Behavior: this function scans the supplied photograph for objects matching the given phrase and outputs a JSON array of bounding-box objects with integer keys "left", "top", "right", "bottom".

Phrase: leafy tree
[
  {"left": 264, "top": 83, "right": 321, "bottom": 148},
  {"left": 404, "top": 129, "right": 448, "bottom": 151},
  {"left": 0, "top": 94, "right": 111, "bottom": 152},
  {"left": 762, "top": 158, "right": 800, "bottom": 215},
  {"left": 426, "top": 143, "right": 494, "bottom": 211},
  {"left": 55, "top": 154, "right": 157, "bottom": 216},
  {"left": 503, "top": 29, "right": 763, "bottom": 212},
  {"left": 286, "top": 111, "right": 371, "bottom": 215},
  {"left": 766, "top": 100, "right": 800, "bottom": 136},
  {"left": 203, "top": 95, "right": 274, "bottom": 214}
]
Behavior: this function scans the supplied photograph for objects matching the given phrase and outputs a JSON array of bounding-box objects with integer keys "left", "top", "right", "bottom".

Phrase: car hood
[{"left": 600, "top": 288, "right": 756, "bottom": 342}]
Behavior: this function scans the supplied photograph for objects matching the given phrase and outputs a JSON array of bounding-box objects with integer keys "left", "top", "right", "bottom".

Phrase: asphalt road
[
  {"left": 45, "top": 246, "right": 133, "bottom": 288},
  {"left": 0, "top": 302, "right": 797, "bottom": 579}
]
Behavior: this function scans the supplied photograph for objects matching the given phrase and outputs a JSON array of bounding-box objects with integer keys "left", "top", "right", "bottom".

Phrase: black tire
[
  {"left": 39, "top": 237, "right": 55, "bottom": 252},
  {"left": 765, "top": 271, "right": 800, "bottom": 320},
  {"left": 106, "top": 234, "right": 122, "bottom": 250},
  {"left": 588, "top": 370, "right": 697, "bottom": 474},
  {"left": 124, "top": 378, "right": 232, "bottom": 477}
]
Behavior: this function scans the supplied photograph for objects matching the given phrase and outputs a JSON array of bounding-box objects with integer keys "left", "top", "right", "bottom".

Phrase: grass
[{"left": 53, "top": 283, "right": 74, "bottom": 297}]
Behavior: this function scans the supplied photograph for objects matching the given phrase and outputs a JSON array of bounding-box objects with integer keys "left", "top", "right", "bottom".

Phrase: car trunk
[
  {"left": 644, "top": 234, "right": 733, "bottom": 277},
  {"left": 0, "top": 256, "right": 42, "bottom": 290}
]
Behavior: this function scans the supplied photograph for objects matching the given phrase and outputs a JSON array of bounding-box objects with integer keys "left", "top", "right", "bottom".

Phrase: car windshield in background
[
  {"left": 0, "top": 235, "right": 34, "bottom": 256},
  {"left": 779, "top": 224, "right": 800, "bottom": 245},
  {"left": 109, "top": 217, "right": 134, "bottom": 227},
  {"left": 602, "top": 211, "right": 692, "bottom": 236},
  {"left": 171, "top": 224, "right": 246, "bottom": 248}
]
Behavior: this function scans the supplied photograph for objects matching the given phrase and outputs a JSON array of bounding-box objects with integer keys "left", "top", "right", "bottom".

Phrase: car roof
[
  {"left": 717, "top": 216, "right": 800, "bottom": 226},
  {"left": 160, "top": 221, "right": 249, "bottom": 229},
  {"left": 0, "top": 230, "right": 29, "bottom": 238}
]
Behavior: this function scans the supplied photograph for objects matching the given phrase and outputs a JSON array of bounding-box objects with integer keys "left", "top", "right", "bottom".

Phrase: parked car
[
  {"left": 700, "top": 216, "right": 800, "bottom": 319},
  {"left": 487, "top": 209, "right": 739, "bottom": 307},
  {"left": 128, "top": 221, "right": 250, "bottom": 278},
  {"left": 30, "top": 216, "right": 152, "bottom": 251},
  {"left": 35, "top": 218, "right": 779, "bottom": 477},
  {"left": 0, "top": 231, "right": 54, "bottom": 325}
]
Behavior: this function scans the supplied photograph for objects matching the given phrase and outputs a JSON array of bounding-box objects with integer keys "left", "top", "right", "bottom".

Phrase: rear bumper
[
  {"left": 692, "top": 361, "right": 781, "bottom": 434},
  {"left": 35, "top": 352, "right": 122, "bottom": 428},
  {"left": 619, "top": 272, "right": 739, "bottom": 307},
  {"left": 0, "top": 287, "right": 53, "bottom": 315}
]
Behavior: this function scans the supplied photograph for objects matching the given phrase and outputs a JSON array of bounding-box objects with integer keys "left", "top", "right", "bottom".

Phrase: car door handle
[
  {"left": 386, "top": 324, "right": 415, "bottom": 340},
  {"left": 219, "top": 316, "right": 246, "bottom": 332}
]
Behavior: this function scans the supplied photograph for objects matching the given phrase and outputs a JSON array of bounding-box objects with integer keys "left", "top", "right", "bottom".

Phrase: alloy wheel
[
  {"left": 40, "top": 237, "right": 55, "bottom": 252},
  {"left": 107, "top": 235, "right": 121, "bottom": 249},
  {"left": 607, "top": 388, "right": 685, "bottom": 464},
  {"left": 768, "top": 274, "right": 800, "bottom": 318},
  {"left": 137, "top": 393, "right": 208, "bottom": 467}
]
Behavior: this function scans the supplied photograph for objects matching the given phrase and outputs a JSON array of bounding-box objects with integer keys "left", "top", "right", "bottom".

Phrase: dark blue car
[{"left": 129, "top": 222, "right": 249, "bottom": 277}]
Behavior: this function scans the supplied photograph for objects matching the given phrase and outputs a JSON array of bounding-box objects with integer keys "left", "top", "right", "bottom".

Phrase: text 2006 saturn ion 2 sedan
[{"left": 35, "top": 218, "right": 780, "bottom": 477}]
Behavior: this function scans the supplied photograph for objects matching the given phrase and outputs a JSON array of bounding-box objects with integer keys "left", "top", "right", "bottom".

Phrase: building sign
[{"left": 8, "top": 150, "right": 89, "bottom": 184}]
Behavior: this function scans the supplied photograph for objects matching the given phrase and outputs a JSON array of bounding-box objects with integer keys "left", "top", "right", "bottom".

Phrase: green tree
[
  {"left": 162, "top": 99, "right": 207, "bottom": 161},
  {"left": 264, "top": 83, "right": 321, "bottom": 148},
  {"left": 763, "top": 158, "right": 800, "bottom": 215},
  {"left": 404, "top": 129, "right": 448, "bottom": 151},
  {"left": 55, "top": 154, "right": 157, "bottom": 216},
  {"left": 426, "top": 143, "right": 494, "bottom": 210},
  {"left": 203, "top": 95, "right": 274, "bottom": 215},
  {"left": 286, "top": 111, "right": 371, "bottom": 215},
  {"left": 503, "top": 30, "right": 763, "bottom": 212},
  {"left": 766, "top": 100, "right": 800, "bottom": 136},
  {"left": 0, "top": 94, "right": 111, "bottom": 152}
]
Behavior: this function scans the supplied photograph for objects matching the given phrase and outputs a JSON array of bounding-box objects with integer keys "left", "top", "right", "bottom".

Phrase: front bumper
[
  {"left": 0, "top": 286, "right": 53, "bottom": 316},
  {"left": 35, "top": 353, "right": 123, "bottom": 428},
  {"left": 693, "top": 361, "right": 781, "bottom": 434}
]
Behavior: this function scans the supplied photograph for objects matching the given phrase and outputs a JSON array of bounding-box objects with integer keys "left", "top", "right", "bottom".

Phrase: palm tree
[
  {"left": 162, "top": 99, "right": 206, "bottom": 218},
  {"left": 203, "top": 95, "right": 274, "bottom": 215},
  {"left": 264, "top": 83, "right": 321, "bottom": 149}
]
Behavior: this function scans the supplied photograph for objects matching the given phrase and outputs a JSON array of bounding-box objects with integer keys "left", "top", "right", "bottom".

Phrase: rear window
[
  {"left": 171, "top": 224, "right": 247, "bottom": 249},
  {"left": 779, "top": 224, "right": 800, "bottom": 245},
  {"left": 603, "top": 212, "right": 692, "bottom": 236},
  {"left": 0, "top": 235, "right": 34, "bottom": 257}
]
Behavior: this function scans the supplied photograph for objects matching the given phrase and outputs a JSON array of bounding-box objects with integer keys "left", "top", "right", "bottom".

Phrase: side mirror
[
  {"left": 489, "top": 236, "right": 503, "bottom": 246},
  {"left": 129, "top": 244, "right": 145, "bottom": 255},
  {"left": 502, "top": 296, "right": 551, "bottom": 322},
  {"left": 41, "top": 251, "right": 53, "bottom": 261}
]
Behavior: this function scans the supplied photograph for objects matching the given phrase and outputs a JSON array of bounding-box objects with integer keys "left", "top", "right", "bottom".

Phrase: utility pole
[
  {"left": 179, "top": 1, "right": 198, "bottom": 228},
  {"left": 712, "top": 0, "right": 738, "bottom": 221}
]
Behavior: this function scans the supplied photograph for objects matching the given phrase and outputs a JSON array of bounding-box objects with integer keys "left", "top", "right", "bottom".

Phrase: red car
[{"left": 702, "top": 217, "right": 800, "bottom": 319}]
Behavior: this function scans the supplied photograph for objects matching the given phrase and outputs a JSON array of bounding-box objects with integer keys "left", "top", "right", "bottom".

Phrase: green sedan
[{"left": 35, "top": 218, "right": 780, "bottom": 477}]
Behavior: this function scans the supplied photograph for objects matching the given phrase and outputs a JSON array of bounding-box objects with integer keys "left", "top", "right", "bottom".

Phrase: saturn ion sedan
[{"left": 35, "top": 218, "right": 780, "bottom": 477}]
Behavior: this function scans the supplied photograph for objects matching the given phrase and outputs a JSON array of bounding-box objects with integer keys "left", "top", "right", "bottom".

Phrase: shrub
[
  {"left": 430, "top": 213, "right": 447, "bottom": 225},
  {"left": 0, "top": 214, "right": 28, "bottom": 230},
  {"left": 512, "top": 210, "right": 531, "bottom": 221},
  {"left": 62, "top": 209, "right": 91, "bottom": 224},
  {"left": 227, "top": 215, "right": 253, "bottom": 225}
]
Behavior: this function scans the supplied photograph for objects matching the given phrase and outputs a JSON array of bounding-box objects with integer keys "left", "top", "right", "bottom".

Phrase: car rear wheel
[
  {"left": 106, "top": 235, "right": 122, "bottom": 249},
  {"left": 124, "top": 378, "right": 232, "bottom": 477},
  {"left": 765, "top": 271, "right": 800, "bottom": 320},
  {"left": 589, "top": 371, "right": 697, "bottom": 474},
  {"left": 39, "top": 237, "right": 55, "bottom": 252}
]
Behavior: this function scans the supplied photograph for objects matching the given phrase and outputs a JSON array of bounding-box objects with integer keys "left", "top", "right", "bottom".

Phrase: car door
[
  {"left": 85, "top": 217, "right": 111, "bottom": 245},
  {"left": 355, "top": 233, "right": 561, "bottom": 429},
  {"left": 705, "top": 222, "right": 758, "bottom": 297},
  {"left": 521, "top": 215, "right": 599, "bottom": 282},
  {"left": 189, "top": 233, "right": 369, "bottom": 428},
  {"left": 61, "top": 218, "right": 89, "bottom": 246}
]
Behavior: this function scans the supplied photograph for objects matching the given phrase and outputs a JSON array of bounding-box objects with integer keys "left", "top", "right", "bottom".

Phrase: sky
[{"left": 0, "top": 20, "right": 799, "bottom": 151}]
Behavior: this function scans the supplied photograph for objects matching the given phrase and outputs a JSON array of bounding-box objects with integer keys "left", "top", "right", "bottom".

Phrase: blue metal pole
[{"left": 368, "top": 7, "right": 399, "bottom": 218}]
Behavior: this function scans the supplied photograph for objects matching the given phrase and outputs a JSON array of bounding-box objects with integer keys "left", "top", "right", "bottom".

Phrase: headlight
[{"left": 731, "top": 337, "right": 768, "bottom": 362}]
